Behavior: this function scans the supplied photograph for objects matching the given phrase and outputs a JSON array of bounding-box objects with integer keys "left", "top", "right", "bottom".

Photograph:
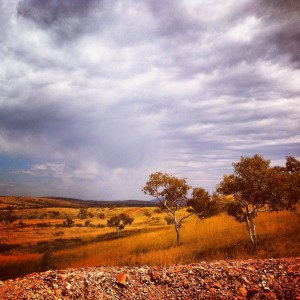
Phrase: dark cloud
[
  {"left": 237, "top": 0, "right": 300, "bottom": 68},
  {"left": 17, "top": 0, "right": 107, "bottom": 41},
  {"left": 0, "top": 0, "right": 299, "bottom": 199}
]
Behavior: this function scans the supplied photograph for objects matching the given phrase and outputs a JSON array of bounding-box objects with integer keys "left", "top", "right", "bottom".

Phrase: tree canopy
[
  {"left": 107, "top": 213, "right": 134, "bottom": 237},
  {"left": 142, "top": 172, "right": 219, "bottom": 245},
  {"left": 217, "top": 154, "right": 300, "bottom": 247}
]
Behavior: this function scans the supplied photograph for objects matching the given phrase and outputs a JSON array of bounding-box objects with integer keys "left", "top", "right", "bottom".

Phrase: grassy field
[{"left": 0, "top": 197, "right": 299, "bottom": 280}]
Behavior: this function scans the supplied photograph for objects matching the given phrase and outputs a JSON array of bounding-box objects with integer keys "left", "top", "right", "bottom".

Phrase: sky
[{"left": 0, "top": 0, "right": 300, "bottom": 201}]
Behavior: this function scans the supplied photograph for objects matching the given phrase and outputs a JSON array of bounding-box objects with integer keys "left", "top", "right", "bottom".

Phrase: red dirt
[{"left": 0, "top": 257, "right": 299, "bottom": 299}]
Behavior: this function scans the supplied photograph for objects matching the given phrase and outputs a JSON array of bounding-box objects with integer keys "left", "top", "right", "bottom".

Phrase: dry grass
[
  {"left": 0, "top": 205, "right": 299, "bottom": 280},
  {"left": 54, "top": 208, "right": 300, "bottom": 269}
]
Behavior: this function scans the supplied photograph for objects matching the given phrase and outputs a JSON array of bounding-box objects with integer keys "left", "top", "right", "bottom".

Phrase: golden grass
[
  {"left": 53, "top": 208, "right": 300, "bottom": 269},
  {"left": 0, "top": 205, "right": 299, "bottom": 280}
]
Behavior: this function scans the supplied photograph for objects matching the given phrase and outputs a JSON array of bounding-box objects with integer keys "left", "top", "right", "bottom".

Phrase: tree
[
  {"left": 217, "top": 154, "right": 300, "bottom": 248},
  {"left": 142, "top": 172, "right": 219, "bottom": 245},
  {"left": 77, "top": 207, "right": 88, "bottom": 219},
  {"left": 107, "top": 213, "right": 134, "bottom": 237}
]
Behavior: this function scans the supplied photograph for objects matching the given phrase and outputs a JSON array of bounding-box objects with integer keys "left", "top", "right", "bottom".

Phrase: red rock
[
  {"left": 237, "top": 287, "right": 247, "bottom": 297},
  {"left": 213, "top": 282, "right": 222, "bottom": 289},
  {"left": 117, "top": 273, "right": 127, "bottom": 286},
  {"left": 150, "top": 271, "right": 158, "bottom": 281},
  {"left": 248, "top": 285, "right": 260, "bottom": 295}
]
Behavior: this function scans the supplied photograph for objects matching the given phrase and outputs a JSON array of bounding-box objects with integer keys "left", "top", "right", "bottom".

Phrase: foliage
[
  {"left": 217, "top": 154, "right": 300, "bottom": 247},
  {"left": 50, "top": 211, "right": 60, "bottom": 218},
  {"left": 63, "top": 217, "right": 74, "bottom": 227},
  {"left": 39, "top": 248, "right": 56, "bottom": 272},
  {"left": 188, "top": 188, "right": 220, "bottom": 218},
  {"left": 164, "top": 216, "right": 174, "bottom": 225},
  {"left": 0, "top": 207, "right": 18, "bottom": 226},
  {"left": 77, "top": 207, "right": 88, "bottom": 219},
  {"left": 142, "top": 172, "right": 218, "bottom": 245},
  {"left": 107, "top": 213, "right": 134, "bottom": 237},
  {"left": 98, "top": 213, "right": 105, "bottom": 219},
  {"left": 144, "top": 210, "right": 152, "bottom": 218}
]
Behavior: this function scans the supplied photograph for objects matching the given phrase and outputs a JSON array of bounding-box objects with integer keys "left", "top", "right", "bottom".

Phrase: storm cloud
[{"left": 0, "top": 0, "right": 299, "bottom": 200}]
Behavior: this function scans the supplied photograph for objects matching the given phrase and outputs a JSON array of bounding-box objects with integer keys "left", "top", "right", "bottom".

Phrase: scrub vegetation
[{"left": 0, "top": 154, "right": 299, "bottom": 281}]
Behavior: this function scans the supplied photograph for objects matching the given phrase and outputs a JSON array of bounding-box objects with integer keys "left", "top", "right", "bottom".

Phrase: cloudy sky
[{"left": 0, "top": 0, "right": 299, "bottom": 200}]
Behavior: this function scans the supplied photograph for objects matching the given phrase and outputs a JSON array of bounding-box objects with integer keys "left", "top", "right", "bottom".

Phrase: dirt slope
[{"left": 0, "top": 257, "right": 299, "bottom": 299}]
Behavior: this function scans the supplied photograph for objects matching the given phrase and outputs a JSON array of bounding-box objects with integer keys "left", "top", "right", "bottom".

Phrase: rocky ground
[{"left": 0, "top": 257, "right": 299, "bottom": 299}]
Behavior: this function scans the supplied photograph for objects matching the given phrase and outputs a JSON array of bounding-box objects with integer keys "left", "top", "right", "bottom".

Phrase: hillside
[
  {"left": 0, "top": 257, "right": 299, "bottom": 299},
  {"left": 0, "top": 196, "right": 155, "bottom": 209}
]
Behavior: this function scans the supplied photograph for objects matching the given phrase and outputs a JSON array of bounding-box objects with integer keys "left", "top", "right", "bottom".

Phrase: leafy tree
[
  {"left": 107, "top": 213, "right": 134, "bottom": 237},
  {"left": 188, "top": 188, "right": 220, "bottom": 218},
  {"left": 217, "top": 154, "right": 300, "bottom": 248},
  {"left": 142, "top": 172, "right": 219, "bottom": 245}
]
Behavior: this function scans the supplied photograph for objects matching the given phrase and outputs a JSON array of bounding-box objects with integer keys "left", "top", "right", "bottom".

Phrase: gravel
[{"left": 0, "top": 257, "right": 299, "bottom": 299}]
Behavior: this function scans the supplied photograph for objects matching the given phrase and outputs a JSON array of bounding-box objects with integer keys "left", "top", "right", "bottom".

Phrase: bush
[
  {"left": 144, "top": 211, "right": 152, "bottom": 218},
  {"left": 39, "top": 248, "right": 56, "bottom": 272},
  {"left": 62, "top": 217, "right": 74, "bottom": 227},
  {"left": 98, "top": 213, "right": 105, "bottom": 219},
  {"left": 36, "top": 222, "right": 51, "bottom": 228},
  {"left": 54, "top": 230, "right": 64, "bottom": 236},
  {"left": 50, "top": 211, "right": 60, "bottom": 218}
]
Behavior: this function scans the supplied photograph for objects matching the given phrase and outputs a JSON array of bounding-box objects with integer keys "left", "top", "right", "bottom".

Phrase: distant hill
[{"left": 0, "top": 196, "right": 156, "bottom": 209}]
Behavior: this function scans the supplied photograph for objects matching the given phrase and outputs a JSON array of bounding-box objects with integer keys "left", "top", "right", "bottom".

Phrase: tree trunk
[
  {"left": 174, "top": 222, "right": 180, "bottom": 245},
  {"left": 249, "top": 216, "right": 257, "bottom": 248},
  {"left": 245, "top": 215, "right": 257, "bottom": 248}
]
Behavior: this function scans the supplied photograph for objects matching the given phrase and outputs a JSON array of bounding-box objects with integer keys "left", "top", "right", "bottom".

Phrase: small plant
[
  {"left": 144, "top": 210, "right": 152, "bottom": 218},
  {"left": 54, "top": 230, "right": 64, "bottom": 236},
  {"left": 62, "top": 217, "right": 74, "bottom": 227},
  {"left": 0, "top": 207, "right": 18, "bottom": 226},
  {"left": 39, "top": 247, "right": 56, "bottom": 271},
  {"left": 36, "top": 222, "right": 51, "bottom": 228},
  {"left": 50, "top": 211, "right": 60, "bottom": 218},
  {"left": 98, "top": 213, "right": 105, "bottom": 219},
  {"left": 18, "top": 220, "right": 26, "bottom": 227}
]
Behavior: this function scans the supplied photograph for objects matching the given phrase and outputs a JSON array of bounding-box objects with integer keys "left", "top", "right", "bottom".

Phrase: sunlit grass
[
  {"left": 53, "top": 208, "right": 300, "bottom": 268},
  {"left": 0, "top": 205, "right": 299, "bottom": 280}
]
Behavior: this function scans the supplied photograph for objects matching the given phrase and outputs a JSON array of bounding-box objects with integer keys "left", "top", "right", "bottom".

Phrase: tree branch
[
  {"left": 161, "top": 200, "right": 175, "bottom": 216},
  {"left": 178, "top": 212, "right": 195, "bottom": 223}
]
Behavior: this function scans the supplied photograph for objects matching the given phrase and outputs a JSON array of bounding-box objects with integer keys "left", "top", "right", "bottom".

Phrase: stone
[
  {"left": 117, "top": 273, "right": 128, "bottom": 286},
  {"left": 237, "top": 287, "right": 248, "bottom": 297}
]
